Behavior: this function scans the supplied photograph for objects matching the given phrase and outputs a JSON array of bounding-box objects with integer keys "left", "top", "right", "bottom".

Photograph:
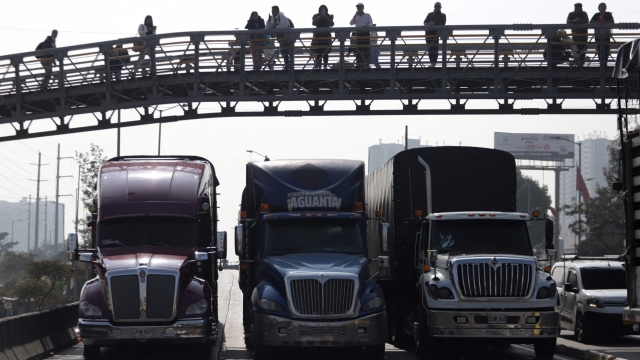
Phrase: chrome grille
[
  {"left": 299, "top": 325, "right": 348, "bottom": 336},
  {"left": 110, "top": 275, "right": 140, "bottom": 319},
  {"left": 457, "top": 263, "right": 533, "bottom": 298},
  {"left": 146, "top": 275, "right": 176, "bottom": 319},
  {"left": 289, "top": 278, "right": 356, "bottom": 316}
]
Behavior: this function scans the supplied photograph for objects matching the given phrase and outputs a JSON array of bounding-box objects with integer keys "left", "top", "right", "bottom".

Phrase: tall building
[
  {"left": 368, "top": 138, "right": 433, "bottom": 173},
  {"left": 0, "top": 198, "right": 65, "bottom": 253},
  {"left": 558, "top": 134, "right": 614, "bottom": 248}
]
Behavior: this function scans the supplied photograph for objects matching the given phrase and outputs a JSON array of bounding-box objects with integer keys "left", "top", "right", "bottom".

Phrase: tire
[
  {"left": 575, "top": 314, "right": 591, "bottom": 344},
  {"left": 364, "top": 344, "right": 385, "bottom": 360},
  {"left": 390, "top": 307, "right": 414, "bottom": 349},
  {"left": 193, "top": 342, "right": 213, "bottom": 359},
  {"left": 253, "top": 344, "right": 270, "bottom": 360},
  {"left": 415, "top": 308, "right": 436, "bottom": 360},
  {"left": 244, "top": 294, "right": 254, "bottom": 349},
  {"left": 83, "top": 345, "right": 101, "bottom": 360},
  {"left": 533, "top": 338, "right": 557, "bottom": 359}
]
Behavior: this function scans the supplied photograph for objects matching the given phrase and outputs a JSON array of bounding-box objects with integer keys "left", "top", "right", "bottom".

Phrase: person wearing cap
[
  {"left": 590, "top": 2, "right": 615, "bottom": 65},
  {"left": 266, "top": 5, "right": 293, "bottom": 70},
  {"left": 349, "top": 3, "right": 373, "bottom": 69},
  {"left": 566, "top": 3, "right": 589, "bottom": 66},
  {"left": 423, "top": 2, "right": 446, "bottom": 67}
]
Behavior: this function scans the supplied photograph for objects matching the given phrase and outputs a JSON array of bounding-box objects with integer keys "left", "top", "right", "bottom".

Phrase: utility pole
[
  {"left": 75, "top": 165, "right": 81, "bottom": 234},
  {"left": 117, "top": 109, "right": 121, "bottom": 157},
  {"left": 27, "top": 194, "right": 31, "bottom": 252},
  {"left": 405, "top": 126, "right": 408, "bottom": 150},
  {"left": 44, "top": 195, "right": 48, "bottom": 246},
  {"left": 33, "top": 152, "right": 42, "bottom": 254},
  {"left": 55, "top": 143, "right": 75, "bottom": 248}
]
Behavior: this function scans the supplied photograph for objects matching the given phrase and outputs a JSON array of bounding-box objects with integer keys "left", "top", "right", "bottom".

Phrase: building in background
[
  {"left": 368, "top": 138, "right": 436, "bottom": 173},
  {"left": 558, "top": 133, "right": 614, "bottom": 249},
  {"left": 0, "top": 198, "right": 66, "bottom": 253}
]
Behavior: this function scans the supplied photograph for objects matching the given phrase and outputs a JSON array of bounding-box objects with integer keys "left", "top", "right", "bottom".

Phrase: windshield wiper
[
  {"left": 101, "top": 242, "right": 128, "bottom": 247},
  {"left": 154, "top": 243, "right": 171, "bottom": 247}
]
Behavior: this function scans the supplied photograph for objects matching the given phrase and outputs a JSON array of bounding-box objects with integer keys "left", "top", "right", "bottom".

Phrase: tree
[
  {"left": 0, "top": 232, "right": 18, "bottom": 256},
  {"left": 516, "top": 171, "right": 552, "bottom": 254},
  {"left": 563, "top": 143, "right": 625, "bottom": 256},
  {"left": 75, "top": 144, "right": 108, "bottom": 247},
  {"left": 13, "top": 259, "right": 71, "bottom": 311}
]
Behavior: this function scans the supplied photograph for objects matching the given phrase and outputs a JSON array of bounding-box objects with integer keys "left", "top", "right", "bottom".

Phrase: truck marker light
[
  {"left": 532, "top": 209, "right": 540, "bottom": 218},
  {"left": 353, "top": 202, "right": 364, "bottom": 212},
  {"left": 260, "top": 204, "right": 271, "bottom": 213},
  {"left": 489, "top": 213, "right": 496, "bottom": 217},
  {"left": 415, "top": 210, "right": 423, "bottom": 217},
  {"left": 240, "top": 263, "right": 248, "bottom": 270},
  {"left": 267, "top": 215, "right": 274, "bottom": 219},
  {"left": 311, "top": 213, "right": 317, "bottom": 216},
  {"left": 301, "top": 213, "right": 307, "bottom": 217},
  {"left": 468, "top": 214, "right": 475, "bottom": 217},
  {"left": 240, "top": 211, "right": 248, "bottom": 219},
  {"left": 435, "top": 214, "right": 443, "bottom": 218},
  {"left": 478, "top": 213, "right": 485, "bottom": 217},
  {"left": 423, "top": 265, "right": 431, "bottom": 273},
  {"left": 520, "top": 215, "right": 527, "bottom": 218},
  {"left": 449, "top": 331, "right": 454, "bottom": 335},
  {"left": 322, "top": 213, "right": 328, "bottom": 216},
  {"left": 375, "top": 210, "right": 382, "bottom": 217}
]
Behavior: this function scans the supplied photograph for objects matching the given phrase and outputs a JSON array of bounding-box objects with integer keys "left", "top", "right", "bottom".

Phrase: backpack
[
  {"left": 288, "top": 18, "right": 294, "bottom": 29},
  {"left": 35, "top": 42, "right": 44, "bottom": 59}
]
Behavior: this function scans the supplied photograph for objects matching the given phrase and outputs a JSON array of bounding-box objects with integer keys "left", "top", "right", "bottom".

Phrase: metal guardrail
[{"left": 0, "top": 23, "right": 638, "bottom": 141}]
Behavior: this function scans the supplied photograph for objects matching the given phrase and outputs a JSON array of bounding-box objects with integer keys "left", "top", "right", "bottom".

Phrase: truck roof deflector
[{"left": 417, "top": 156, "right": 433, "bottom": 215}]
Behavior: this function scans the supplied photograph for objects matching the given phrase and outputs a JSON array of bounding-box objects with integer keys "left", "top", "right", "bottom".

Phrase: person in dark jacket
[
  {"left": 590, "top": 2, "right": 615, "bottom": 65},
  {"left": 109, "top": 43, "right": 130, "bottom": 81},
  {"left": 566, "top": 3, "right": 589, "bottom": 66},
  {"left": 38, "top": 30, "right": 58, "bottom": 90},
  {"left": 544, "top": 31, "right": 571, "bottom": 67},
  {"left": 423, "top": 2, "right": 446, "bottom": 67},
  {"left": 311, "top": 5, "right": 334, "bottom": 69},
  {"left": 246, "top": 11, "right": 266, "bottom": 71}
]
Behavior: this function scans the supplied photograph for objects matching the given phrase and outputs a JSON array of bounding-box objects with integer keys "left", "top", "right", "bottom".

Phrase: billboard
[{"left": 494, "top": 132, "right": 575, "bottom": 161}]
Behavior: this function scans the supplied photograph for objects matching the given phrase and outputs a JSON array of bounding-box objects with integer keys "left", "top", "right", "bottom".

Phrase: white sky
[{"left": 0, "top": 0, "right": 638, "bottom": 257}]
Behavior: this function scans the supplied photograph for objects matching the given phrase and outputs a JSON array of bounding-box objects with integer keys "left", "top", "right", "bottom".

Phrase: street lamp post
[
  {"left": 246, "top": 150, "right": 270, "bottom": 161},
  {"left": 11, "top": 218, "right": 28, "bottom": 244}
]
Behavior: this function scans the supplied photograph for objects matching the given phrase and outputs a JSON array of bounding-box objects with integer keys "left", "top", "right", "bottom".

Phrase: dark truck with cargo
[
  {"left": 366, "top": 147, "right": 559, "bottom": 359},
  {"left": 70, "top": 156, "right": 226, "bottom": 359},
  {"left": 235, "top": 160, "right": 389, "bottom": 359}
]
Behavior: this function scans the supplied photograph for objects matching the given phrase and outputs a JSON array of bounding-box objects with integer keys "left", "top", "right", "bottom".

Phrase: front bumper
[
  {"left": 583, "top": 311, "right": 634, "bottom": 334},
  {"left": 426, "top": 310, "right": 559, "bottom": 340},
  {"left": 79, "top": 318, "right": 211, "bottom": 346},
  {"left": 252, "top": 310, "right": 387, "bottom": 347}
]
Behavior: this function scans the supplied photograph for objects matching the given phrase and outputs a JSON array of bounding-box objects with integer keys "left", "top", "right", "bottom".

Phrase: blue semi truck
[{"left": 235, "top": 159, "right": 388, "bottom": 359}]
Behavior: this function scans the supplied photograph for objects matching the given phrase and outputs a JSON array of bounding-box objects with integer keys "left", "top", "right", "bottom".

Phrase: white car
[{"left": 551, "top": 257, "right": 631, "bottom": 343}]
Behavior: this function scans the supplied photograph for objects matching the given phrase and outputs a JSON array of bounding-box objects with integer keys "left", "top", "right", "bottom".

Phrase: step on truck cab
[
  {"left": 236, "top": 160, "right": 388, "bottom": 359},
  {"left": 70, "top": 156, "right": 225, "bottom": 359},
  {"left": 366, "top": 147, "right": 560, "bottom": 360}
]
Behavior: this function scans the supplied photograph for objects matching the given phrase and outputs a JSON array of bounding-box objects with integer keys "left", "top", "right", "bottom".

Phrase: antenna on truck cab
[{"left": 246, "top": 150, "right": 270, "bottom": 161}]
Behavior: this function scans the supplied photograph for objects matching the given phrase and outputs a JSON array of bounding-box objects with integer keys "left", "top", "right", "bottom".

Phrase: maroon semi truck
[{"left": 70, "top": 156, "right": 224, "bottom": 359}]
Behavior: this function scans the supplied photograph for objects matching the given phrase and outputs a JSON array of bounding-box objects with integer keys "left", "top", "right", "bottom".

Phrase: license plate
[
  {"left": 488, "top": 315, "right": 507, "bottom": 324},
  {"left": 354, "top": 334, "right": 370, "bottom": 342},
  {"left": 133, "top": 329, "right": 152, "bottom": 338}
]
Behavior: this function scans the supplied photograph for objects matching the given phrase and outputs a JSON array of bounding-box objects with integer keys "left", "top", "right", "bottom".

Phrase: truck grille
[
  {"left": 290, "top": 278, "right": 355, "bottom": 316},
  {"left": 457, "top": 263, "right": 533, "bottom": 298},
  {"left": 299, "top": 325, "right": 348, "bottom": 336},
  {"left": 146, "top": 275, "right": 176, "bottom": 318},
  {"left": 110, "top": 275, "right": 140, "bottom": 319}
]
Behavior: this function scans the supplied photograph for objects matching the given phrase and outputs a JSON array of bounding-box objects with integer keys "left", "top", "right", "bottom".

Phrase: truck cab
[
  {"left": 71, "top": 156, "right": 224, "bottom": 359},
  {"left": 236, "top": 160, "right": 388, "bottom": 359}
]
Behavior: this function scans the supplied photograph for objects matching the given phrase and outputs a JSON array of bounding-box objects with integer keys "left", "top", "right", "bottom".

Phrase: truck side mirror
[
  {"left": 217, "top": 231, "right": 228, "bottom": 260},
  {"left": 545, "top": 220, "right": 554, "bottom": 246},
  {"left": 79, "top": 253, "right": 94, "bottom": 264},
  {"left": 235, "top": 225, "right": 245, "bottom": 256},
  {"left": 380, "top": 223, "right": 389, "bottom": 253}
]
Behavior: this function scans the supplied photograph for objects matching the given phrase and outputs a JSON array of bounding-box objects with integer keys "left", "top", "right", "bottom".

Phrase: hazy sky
[{"left": 0, "top": 0, "right": 638, "bottom": 256}]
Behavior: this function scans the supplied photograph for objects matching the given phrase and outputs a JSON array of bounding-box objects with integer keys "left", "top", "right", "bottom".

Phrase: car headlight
[
  {"left": 79, "top": 300, "right": 102, "bottom": 316},
  {"left": 427, "top": 284, "right": 454, "bottom": 300},
  {"left": 587, "top": 297, "right": 606, "bottom": 308},
  {"left": 257, "top": 299, "right": 285, "bottom": 312},
  {"left": 361, "top": 297, "right": 384, "bottom": 311},
  {"left": 536, "top": 283, "right": 557, "bottom": 299},
  {"left": 185, "top": 299, "right": 209, "bottom": 315}
]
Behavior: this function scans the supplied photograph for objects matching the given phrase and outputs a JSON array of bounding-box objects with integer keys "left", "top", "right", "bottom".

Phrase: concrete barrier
[{"left": 0, "top": 302, "right": 79, "bottom": 360}]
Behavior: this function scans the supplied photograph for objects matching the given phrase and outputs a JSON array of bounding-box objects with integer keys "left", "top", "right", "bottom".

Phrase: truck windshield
[
  {"left": 430, "top": 219, "right": 532, "bottom": 256},
  {"left": 99, "top": 217, "right": 196, "bottom": 248},
  {"left": 264, "top": 219, "right": 365, "bottom": 256},
  {"left": 580, "top": 268, "right": 626, "bottom": 290}
]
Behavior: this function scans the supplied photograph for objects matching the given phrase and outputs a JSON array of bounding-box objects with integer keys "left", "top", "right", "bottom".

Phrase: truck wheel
[
  {"left": 415, "top": 310, "right": 436, "bottom": 360},
  {"left": 83, "top": 345, "right": 100, "bottom": 360},
  {"left": 193, "top": 342, "right": 213, "bottom": 359},
  {"left": 533, "top": 338, "right": 556, "bottom": 359},
  {"left": 364, "top": 344, "right": 385, "bottom": 360},
  {"left": 244, "top": 294, "right": 254, "bottom": 349},
  {"left": 253, "top": 344, "right": 270, "bottom": 360},
  {"left": 575, "top": 314, "right": 591, "bottom": 343}
]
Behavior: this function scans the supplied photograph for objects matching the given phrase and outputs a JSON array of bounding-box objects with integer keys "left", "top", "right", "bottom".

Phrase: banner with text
[{"left": 494, "top": 132, "right": 575, "bottom": 161}]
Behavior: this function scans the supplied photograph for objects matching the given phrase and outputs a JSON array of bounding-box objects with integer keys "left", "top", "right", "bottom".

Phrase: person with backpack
[
  {"left": 36, "top": 30, "right": 58, "bottom": 90},
  {"left": 132, "top": 15, "right": 156, "bottom": 76},
  {"left": 266, "top": 6, "right": 293, "bottom": 70}
]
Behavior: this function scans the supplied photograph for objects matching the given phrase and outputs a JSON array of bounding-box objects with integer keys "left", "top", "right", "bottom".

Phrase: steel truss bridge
[{"left": 0, "top": 23, "right": 639, "bottom": 141}]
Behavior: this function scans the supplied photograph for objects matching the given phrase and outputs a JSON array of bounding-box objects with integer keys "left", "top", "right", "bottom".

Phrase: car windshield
[
  {"left": 99, "top": 217, "right": 196, "bottom": 248},
  {"left": 264, "top": 219, "right": 365, "bottom": 256},
  {"left": 580, "top": 267, "right": 626, "bottom": 290},
  {"left": 430, "top": 219, "right": 533, "bottom": 256}
]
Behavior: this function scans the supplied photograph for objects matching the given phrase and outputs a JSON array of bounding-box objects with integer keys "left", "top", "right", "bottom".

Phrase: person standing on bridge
[
  {"left": 37, "top": 30, "right": 57, "bottom": 91},
  {"left": 350, "top": 3, "right": 373, "bottom": 69},
  {"left": 266, "top": 6, "right": 292, "bottom": 70},
  {"left": 246, "top": 12, "right": 266, "bottom": 71},
  {"left": 133, "top": 15, "right": 157, "bottom": 77},
  {"left": 590, "top": 3, "right": 614, "bottom": 65},
  {"left": 423, "top": 2, "right": 446, "bottom": 67},
  {"left": 311, "top": 5, "right": 334, "bottom": 70},
  {"left": 566, "top": 3, "right": 589, "bottom": 67}
]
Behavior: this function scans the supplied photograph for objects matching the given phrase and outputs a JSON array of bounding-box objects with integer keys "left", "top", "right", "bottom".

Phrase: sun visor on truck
[{"left": 241, "top": 160, "right": 365, "bottom": 217}]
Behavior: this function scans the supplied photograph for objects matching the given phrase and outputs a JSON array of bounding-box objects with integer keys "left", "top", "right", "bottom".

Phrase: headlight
[
  {"left": 536, "top": 283, "right": 557, "bottom": 299},
  {"left": 361, "top": 297, "right": 384, "bottom": 311},
  {"left": 427, "top": 284, "right": 454, "bottom": 300},
  {"left": 257, "top": 299, "right": 285, "bottom": 312},
  {"left": 587, "top": 297, "right": 606, "bottom": 308},
  {"left": 79, "top": 300, "right": 102, "bottom": 316},
  {"left": 186, "top": 299, "right": 209, "bottom": 315}
]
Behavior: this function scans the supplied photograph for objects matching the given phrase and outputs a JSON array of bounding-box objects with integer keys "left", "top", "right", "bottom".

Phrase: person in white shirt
[
  {"left": 369, "top": 24, "right": 381, "bottom": 69},
  {"left": 349, "top": 3, "right": 373, "bottom": 68},
  {"left": 266, "top": 6, "right": 292, "bottom": 70}
]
